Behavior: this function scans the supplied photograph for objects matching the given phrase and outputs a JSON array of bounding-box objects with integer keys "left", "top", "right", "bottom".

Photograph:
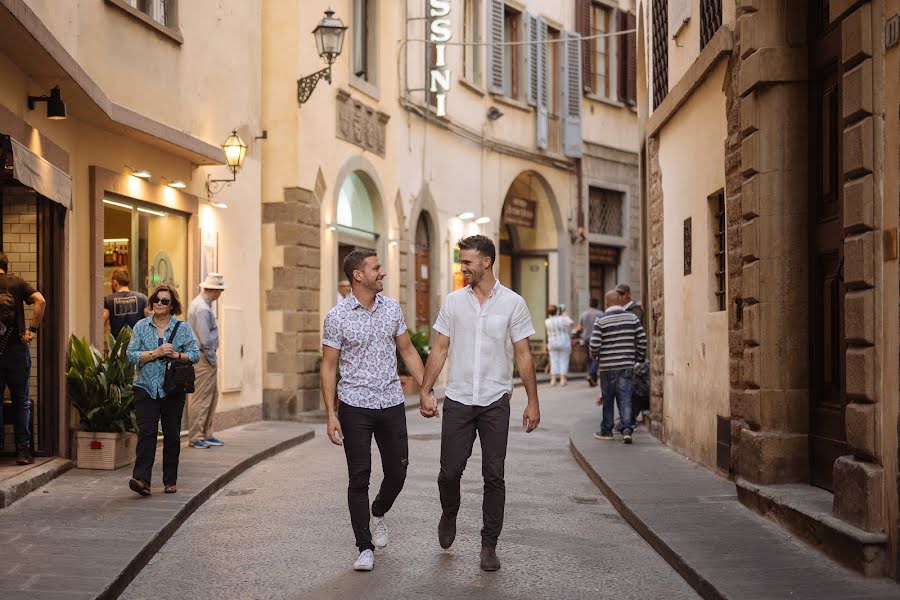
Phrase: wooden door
[{"left": 809, "top": 3, "right": 846, "bottom": 491}]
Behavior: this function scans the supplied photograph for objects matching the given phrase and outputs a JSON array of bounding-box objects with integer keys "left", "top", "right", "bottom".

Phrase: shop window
[
  {"left": 588, "top": 187, "right": 624, "bottom": 236},
  {"left": 102, "top": 197, "right": 188, "bottom": 300},
  {"left": 336, "top": 173, "right": 377, "bottom": 239}
]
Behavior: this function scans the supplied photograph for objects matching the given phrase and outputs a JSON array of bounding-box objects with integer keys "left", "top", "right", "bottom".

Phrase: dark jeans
[
  {"left": 0, "top": 345, "right": 32, "bottom": 451},
  {"left": 339, "top": 401, "right": 409, "bottom": 552},
  {"left": 133, "top": 386, "right": 185, "bottom": 486},
  {"left": 438, "top": 394, "right": 510, "bottom": 548},
  {"left": 600, "top": 369, "right": 634, "bottom": 435},
  {"left": 588, "top": 357, "right": 599, "bottom": 382}
]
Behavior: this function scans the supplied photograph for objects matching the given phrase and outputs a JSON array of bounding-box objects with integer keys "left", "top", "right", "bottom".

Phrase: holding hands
[{"left": 419, "top": 389, "right": 440, "bottom": 418}]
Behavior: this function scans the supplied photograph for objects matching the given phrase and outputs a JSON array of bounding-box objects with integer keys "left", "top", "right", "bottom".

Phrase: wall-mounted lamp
[
  {"left": 167, "top": 180, "right": 187, "bottom": 189},
  {"left": 457, "top": 212, "right": 475, "bottom": 220},
  {"left": 297, "top": 9, "right": 347, "bottom": 105},
  {"left": 474, "top": 216, "right": 491, "bottom": 225},
  {"left": 207, "top": 130, "right": 248, "bottom": 196},
  {"left": 389, "top": 239, "right": 399, "bottom": 247},
  {"left": 27, "top": 86, "right": 66, "bottom": 120},
  {"left": 486, "top": 106, "right": 504, "bottom": 121},
  {"left": 210, "top": 201, "right": 228, "bottom": 209},
  {"left": 131, "top": 169, "right": 152, "bottom": 179},
  {"left": 327, "top": 224, "right": 338, "bottom": 231}
]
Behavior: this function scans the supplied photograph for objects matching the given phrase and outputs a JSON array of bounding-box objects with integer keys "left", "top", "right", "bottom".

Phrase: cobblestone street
[{"left": 122, "top": 385, "right": 697, "bottom": 600}]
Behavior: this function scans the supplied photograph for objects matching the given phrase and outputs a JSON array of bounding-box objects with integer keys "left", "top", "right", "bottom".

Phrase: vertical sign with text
[{"left": 429, "top": 0, "right": 452, "bottom": 116}]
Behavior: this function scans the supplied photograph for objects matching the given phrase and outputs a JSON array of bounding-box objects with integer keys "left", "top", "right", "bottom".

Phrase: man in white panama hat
[{"left": 187, "top": 273, "right": 226, "bottom": 449}]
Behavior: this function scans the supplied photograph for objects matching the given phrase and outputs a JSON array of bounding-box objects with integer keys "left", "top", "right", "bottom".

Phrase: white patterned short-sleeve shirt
[{"left": 322, "top": 292, "right": 408, "bottom": 409}]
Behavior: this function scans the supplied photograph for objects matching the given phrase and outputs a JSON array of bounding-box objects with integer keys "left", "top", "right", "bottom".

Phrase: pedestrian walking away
[
  {"left": 577, "top": 297, "right": 604, "bottom": 387},
  {"left": 589, "top": 290, "right": 647, "bottom": 444},
  {"left": 103, "top": 269, "right": 148, "bottom": 338},
  {"left": 187, "top": 273, "right": 226, "bottom": 449},
  {"left": 0, "top": 252, "right": 46, "bottom": 465},
  {"left": 419, "top": 234, "right": 541, "bottom": 572},
  {"left": 320, "top": 249, "right": 427, "bottom": 572},
  {"left": 616, "top": 283, "right": 649, "bottom": 426},
  {"left": 126, "top": 285, "right": 200, "bottom": 496},
  {"left": 545, "top": 304, "right": 575, "bottom": 387}
]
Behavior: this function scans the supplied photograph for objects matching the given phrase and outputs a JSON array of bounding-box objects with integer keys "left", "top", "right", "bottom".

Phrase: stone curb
[
  {"left": 0, "top": 457, "right": 74, "bottom": 508},
  {"left": 569, "top": 434, "right": 724, "bottom": 600},
  {"left": 97, "top": 428, "right": 315, "bottom": 600}
]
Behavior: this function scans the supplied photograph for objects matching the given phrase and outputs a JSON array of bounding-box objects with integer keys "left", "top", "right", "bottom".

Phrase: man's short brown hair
[
  {"left": 343, "top": 249, "right": 378, "bottom": 281},
  {"left": 457, "top": 235, "right": 496, "bottom": 268},
  {"left": 148, "top": 285, "right": 183, "bottom": 316},
  {"left": 111, "top": 269, "right": 131, "bottom": 287}
]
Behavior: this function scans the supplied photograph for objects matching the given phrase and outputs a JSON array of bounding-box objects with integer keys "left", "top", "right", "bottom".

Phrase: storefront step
[{"left": 0, "top": 457, "right": 74, "bottom": 509}]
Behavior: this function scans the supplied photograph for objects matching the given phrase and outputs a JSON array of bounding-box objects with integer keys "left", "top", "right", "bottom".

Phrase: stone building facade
[{"left": 637, "top": 0, "right": 900, "bottom": 578}]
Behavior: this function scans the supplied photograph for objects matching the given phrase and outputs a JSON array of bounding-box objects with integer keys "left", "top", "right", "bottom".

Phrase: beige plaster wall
[{"left": 658, "top": 62, "right": 729, "bottom": 468}]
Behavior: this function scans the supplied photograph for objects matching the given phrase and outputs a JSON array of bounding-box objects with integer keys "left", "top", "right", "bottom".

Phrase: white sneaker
[
  {"left": 353, "top": 549, "right": 375, "bottom": 571},
  {"left": 373, "top": 516, "right": 389, "bottom": 548}
]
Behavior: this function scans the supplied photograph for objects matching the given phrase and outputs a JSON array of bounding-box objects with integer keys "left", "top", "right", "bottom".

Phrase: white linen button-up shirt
[
  {"left": 433, "top": 280, "right": 535, "bottom": 406},
  {"left": 322, "top": 292, "right": 407, "bottom": 409}
]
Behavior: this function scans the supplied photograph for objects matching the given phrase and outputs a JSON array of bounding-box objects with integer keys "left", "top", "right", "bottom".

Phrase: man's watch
[{"left": 28, "top": 326, "right": 38, "bottom": 333}]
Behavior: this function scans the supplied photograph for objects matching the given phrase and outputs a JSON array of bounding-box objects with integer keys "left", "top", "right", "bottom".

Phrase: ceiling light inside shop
[
  {"left": 168, "top": 180, "right": 187, "bottom": 189},
  {"left": 132, "top": 169, "right": 152, "bottom": 179},
  {"left": 103, "top": 238, "right": 130, "bottom": 243},
  {"left": 457, "top": 212, "right": 475, "bottom": 220},
  {"left": 475, "top": 217, "right": 491, "bottom": 224},
  {"left": 103, "top": 199, "right": 134, "bottom": 210},
  {"left": 137, "top": 207, "right": 167, "bottom": 217}
]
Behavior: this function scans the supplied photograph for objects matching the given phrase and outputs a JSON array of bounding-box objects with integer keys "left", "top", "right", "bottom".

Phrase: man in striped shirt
[{"left": 588, "top": 290, "right": 648, "bottom": 444}]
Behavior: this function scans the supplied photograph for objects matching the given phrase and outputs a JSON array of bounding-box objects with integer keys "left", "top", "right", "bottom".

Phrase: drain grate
[
  {"left": 224, "top": 488, "right": 257, "bottom": 497},
  {"left": 571, "top": 496, "right": 605, "bottom": 505},
  {"left": 408, "top": 433, "right": 442, "bottom": 441}
]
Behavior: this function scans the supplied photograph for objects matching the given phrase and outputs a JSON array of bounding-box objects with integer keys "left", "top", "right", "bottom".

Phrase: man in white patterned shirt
[
  {"left": 320, "top": 249, "right": 426, "bottom": 572},
  {"left": 419, "top": 235, "right": 541, "bottom": 572}
]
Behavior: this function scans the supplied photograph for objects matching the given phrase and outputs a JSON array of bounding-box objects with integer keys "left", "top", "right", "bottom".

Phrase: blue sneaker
[
  {"left": 205, "top": 437, "right": 224, "bottom": 446},
  {"left": 189, "top": 440, "right": 211, "bottom": 449}
]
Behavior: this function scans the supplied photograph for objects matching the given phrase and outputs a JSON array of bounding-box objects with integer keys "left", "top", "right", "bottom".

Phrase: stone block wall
[
  {"left": 262, "top": 186, "right": 323, "bottom": 418},
  {"left": 646, "top": 135, "right": 664, "bottom": 438}
]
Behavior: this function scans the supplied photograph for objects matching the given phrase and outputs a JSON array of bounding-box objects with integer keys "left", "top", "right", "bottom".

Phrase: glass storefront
[{"left": 103, "top": 196, "right": 188, "bottom": 300}]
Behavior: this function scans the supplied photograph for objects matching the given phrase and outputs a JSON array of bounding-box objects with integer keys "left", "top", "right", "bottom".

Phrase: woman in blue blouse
[{"left": 126, "top": 285, "right": 200, "bottom": 496}]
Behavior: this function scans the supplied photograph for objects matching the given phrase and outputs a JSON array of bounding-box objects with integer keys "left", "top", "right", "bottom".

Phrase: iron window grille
[
  {"left": 588, "top": 187, "right": 624, "bottom": 236},
  {"left": 712, "top": 192, "right": 726, "bottom": 311},
  {"left": 700, "top": 0, "right": 723, "bottom": 50},
  {"left": 651, "top": 0, "right": 669, "bottom": 109},
  {"left": 683, "top": 217, "right": 692, "bottom": 276}
]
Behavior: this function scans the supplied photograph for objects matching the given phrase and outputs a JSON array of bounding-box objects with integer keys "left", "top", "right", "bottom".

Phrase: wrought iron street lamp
[
  {"left": 207, "top": 130, "right": 248, "bottom": 196},
  {"left": 297, "top": 8, "right": 347, "bottom": 106}
]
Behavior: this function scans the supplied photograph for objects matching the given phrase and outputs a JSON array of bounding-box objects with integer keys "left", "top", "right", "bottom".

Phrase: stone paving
[
  {"left": 0, "top": 421, "right": 314, "bottom": 599},
  {"left": 123, "top": 385, "right": 697, "bottom": 600},
  {"left": 570, "top": 402, "right": 900, "bottom": 599}
]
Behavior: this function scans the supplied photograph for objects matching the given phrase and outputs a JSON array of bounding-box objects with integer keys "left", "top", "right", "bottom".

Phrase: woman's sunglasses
[{"left": 154, "top": 298, "right": 172, "bottom": 306}]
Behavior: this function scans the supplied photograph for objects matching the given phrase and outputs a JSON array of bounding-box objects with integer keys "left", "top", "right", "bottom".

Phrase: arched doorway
[
  {"left": 499, "top": 171, "right": 562, "bottom": 343},
  {"left": 334, "top": 171, "right": 380, "bottom": 305},
  {"left": 414, "top": 213, "right": 432, "bottom": 330}
]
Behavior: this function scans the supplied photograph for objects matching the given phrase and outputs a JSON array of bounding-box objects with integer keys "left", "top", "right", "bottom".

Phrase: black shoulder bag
[{"left": 163, "top": 321, "right": 195, "bottom": 396}]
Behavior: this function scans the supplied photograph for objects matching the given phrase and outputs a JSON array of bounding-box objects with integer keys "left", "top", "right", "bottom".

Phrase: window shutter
[
  {"left": 617, "top": 10, "right": 628, "bottom": 102},
  {"left": 576, "top": 0, "right": 593, "bottom": 94},
  {"left": 536, "top": 18, "right": 549, "bottom": 149},
  {"left": 562, "top": 31, "right": 583, "bottom": 158},
  {"left": 525, "top": 13, "right": 539, "bottom": 106},
  {"left": 487, "top": 0, "right": 505, "bottom": 95},
  {"left": 626, "top": 12, "right": 637, "bottom": 105}
]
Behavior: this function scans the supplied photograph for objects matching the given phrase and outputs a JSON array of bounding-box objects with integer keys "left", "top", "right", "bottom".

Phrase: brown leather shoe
[
  {"left": 438, "top": 514, "right": 456, "bottom": 549},
  {"left": 128, "top": 478, "right": 151, "bottom": 497},
  {"left": 480, "top": 547, "right": 501, "bottom": 571},
  {"left": 164, "top": 485, "right": 177, "bottom": 494}
]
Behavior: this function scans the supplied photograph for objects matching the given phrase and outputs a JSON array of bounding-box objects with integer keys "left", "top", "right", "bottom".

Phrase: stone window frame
[
  {"left": 584, "top": 179, "right": 631, "bottom": 282},
  {"left": 105, "top": 0, "right": 183, "bottom": 45},
  {"left": 350, "top": 0, "right": 380, "bottom": 101}
]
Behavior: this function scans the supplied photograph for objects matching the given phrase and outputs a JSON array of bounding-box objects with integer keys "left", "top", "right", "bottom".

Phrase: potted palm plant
[
  {"left": 398, "top": 328, "right": 431, "bottom": 395},
  {"left": 67, "top": 328, "right": 138, "bottom": 470}
]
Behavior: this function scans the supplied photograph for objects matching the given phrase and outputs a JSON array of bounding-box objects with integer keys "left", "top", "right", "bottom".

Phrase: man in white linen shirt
[{"left": 419, "top": 234, "right": 540, "bottom": 572}]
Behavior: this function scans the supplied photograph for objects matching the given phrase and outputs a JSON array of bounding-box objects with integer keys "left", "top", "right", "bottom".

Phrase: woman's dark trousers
[{"left": 133, "top": 386, "right": 185, "bottom": 486}]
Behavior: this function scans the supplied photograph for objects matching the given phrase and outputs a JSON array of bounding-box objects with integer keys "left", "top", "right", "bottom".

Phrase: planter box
[
  {"left": 75, "top": 431, "right": 137, "bottom": 470},
  {"left": 399, "top": 375, "right": 420, "bottom": 396}
]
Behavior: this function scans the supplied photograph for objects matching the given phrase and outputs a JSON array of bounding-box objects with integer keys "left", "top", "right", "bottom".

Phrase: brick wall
[{"left": 1, "top": 189, "right": 40, "bottom": 451}]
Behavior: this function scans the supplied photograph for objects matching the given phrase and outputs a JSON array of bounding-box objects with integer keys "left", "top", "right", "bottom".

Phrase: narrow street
[{"left": 122, "top": 384, "right": 697, "bottom": 600}]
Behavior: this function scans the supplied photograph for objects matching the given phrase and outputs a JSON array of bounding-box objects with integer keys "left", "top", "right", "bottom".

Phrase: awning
[{"left": 2, "top": 134, "right": 72, "bottom": 210}]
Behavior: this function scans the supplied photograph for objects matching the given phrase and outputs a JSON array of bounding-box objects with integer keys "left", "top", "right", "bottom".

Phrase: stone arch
[{"left": 408, "top": 183, "right": 441, "bottom": 333}]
